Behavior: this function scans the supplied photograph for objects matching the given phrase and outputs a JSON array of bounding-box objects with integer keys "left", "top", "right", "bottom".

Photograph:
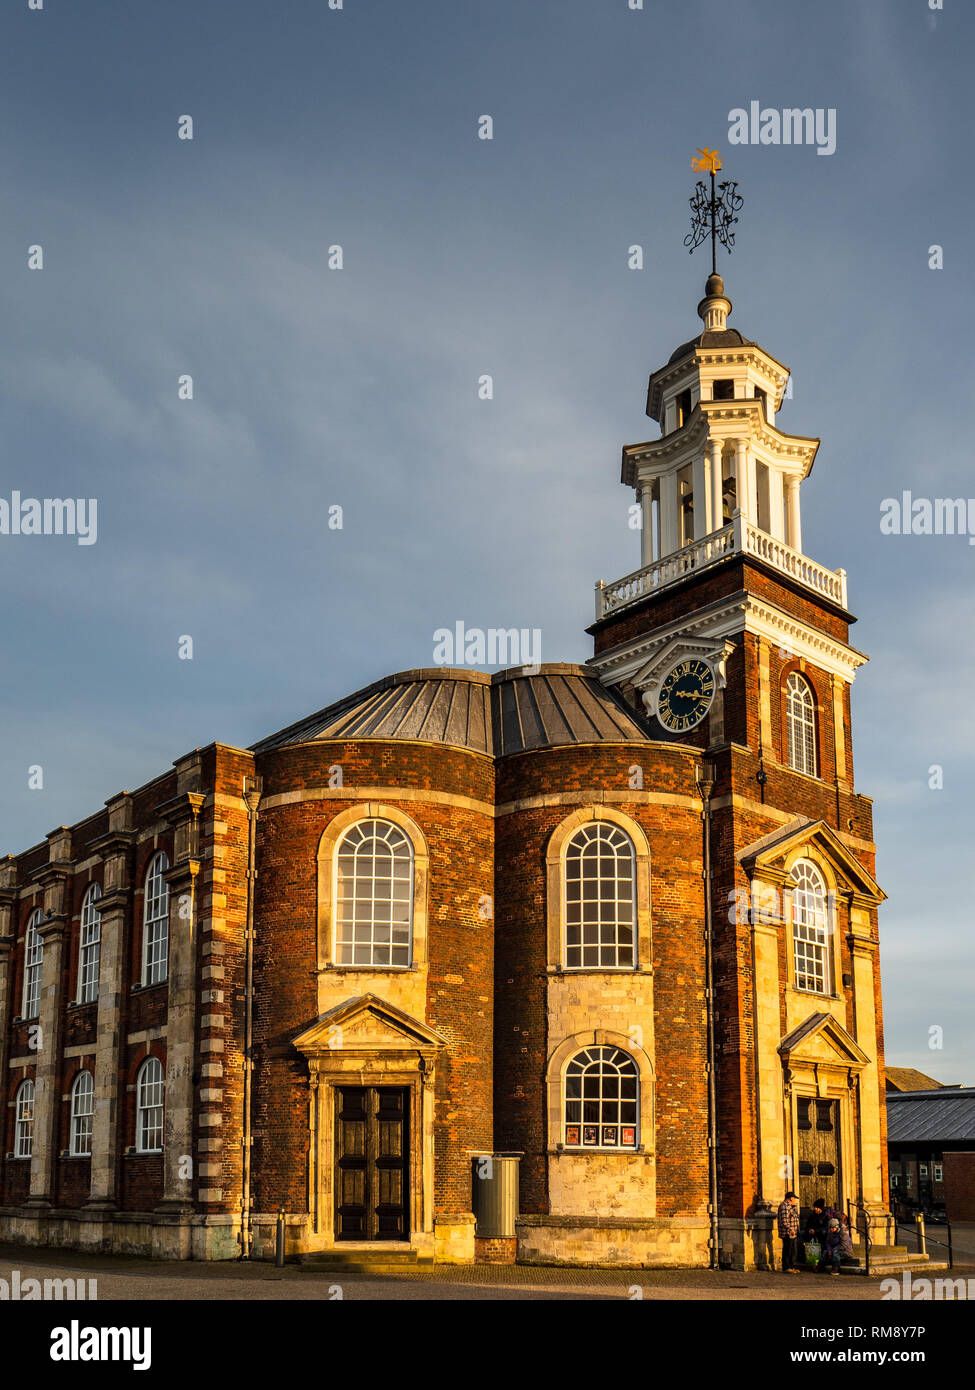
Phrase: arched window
[
  {"left": 142, "top": 852, "right": 169, "bottom": 986},
  {"left": 786, "top": 672, "right": 817, "bottom": 777},
  {"left": 14, "top": 1079, "right": 34, "bottom": 1158},
  {"left": 21, "top": 908, "right": 44, "bottom": 1020},
  {"left": 70, "top": 1070, "right": 94, "bottom": 1156},
  {"left": 79, "top": 884, "right": 102, "bottom": 1004},
  {"left": 564, "top": 823, "right": 636, "bottom": 969},
  {"left": 334, "top": 819, "right": 414, "bottom": 967},
  {"left": 136, "top": 1057, "right": 164, "bottom": 1153},
  {"left": 563, "top": 1046, "right": 639, "bottom": 1150},
  {"left": 789, "top": 859, "right": 831, "bottom": 995}
]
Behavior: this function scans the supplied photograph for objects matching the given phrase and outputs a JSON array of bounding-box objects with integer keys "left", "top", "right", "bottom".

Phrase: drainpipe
[
  {"left": 696, "top": 761, "right": 720, "bottom": 1269},
  {"left": 241, "top": 776, "right": 262, "bottom": 1258}
]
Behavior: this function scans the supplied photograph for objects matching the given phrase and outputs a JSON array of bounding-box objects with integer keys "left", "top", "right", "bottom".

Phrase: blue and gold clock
[{"left": 656, "top": 658, "right": 715, "bottom": 733}]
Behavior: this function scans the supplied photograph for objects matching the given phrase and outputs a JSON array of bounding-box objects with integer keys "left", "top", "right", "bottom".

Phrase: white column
[
  {"left": 768, "top": 466, "right": 785, "bottom": 541},
  {"left": 639, "top": 482, "right": 653, "bottom": 567},
  {"left": 709, "top": 440, "right": 724, "bottom": 533},
  {"left": 785, "top": 476, "right": 802, "bottom": 551},
  {"left": 692, "top": 452, "right": 709, "bottom": 540},
  {"left": 735, "top": 440, "right": 754, "bottom": 524},
  {"left": 659, "top": 470, "right": 678, "bottom": 557}
]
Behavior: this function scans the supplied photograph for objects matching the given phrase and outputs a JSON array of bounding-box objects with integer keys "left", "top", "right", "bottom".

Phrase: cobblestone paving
[{"left": 3, "top": 1244, "right": 971, "bottom": 1301}]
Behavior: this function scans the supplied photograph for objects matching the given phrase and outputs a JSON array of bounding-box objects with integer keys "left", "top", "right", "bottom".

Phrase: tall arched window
[
  {"left": 21, "top": 908, "right": 44, "bottom": 1020},
  {"left": 136, "top": 1057, "right": 164, "bottom": 1152},
  {"left": 70, "top": 1070, "right": 94, "bottom": 1156},
  {"left": 790, "top": 858, "right": 831, "bottom": 995},
  {"left": 334, "top": 819, "right": 414, "bottom": 967},
  {"left": 142, "top": 853, "right": 169, "bottom": 986},
  {"left": 14, "top": 1079, "right": 34, "bottom": 1158},
  {"left": 79, "top": 884, "right": 102, "bottom": 1004},
  {"left": 786, "top": 672, "right": 817, "bottom": 777},
  {"left": 563, "top": 1046, "right": 639, "bottom": 1150},
  {"left": 564, "top": 823, "right": 636, "bottom": 969}
]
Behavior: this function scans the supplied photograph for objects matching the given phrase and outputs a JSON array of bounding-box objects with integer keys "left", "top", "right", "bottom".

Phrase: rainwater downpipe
[
  {"left": 241, "top": 776, "right": 262, "bottom": 1258},
  {"left": 696, "top": 761, "right": 720, "bottom": 1269}
]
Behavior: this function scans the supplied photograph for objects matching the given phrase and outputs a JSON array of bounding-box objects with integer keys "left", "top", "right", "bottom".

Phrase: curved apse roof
[{"left": 251, "top": 664, "right": 651, "bottom": 758}]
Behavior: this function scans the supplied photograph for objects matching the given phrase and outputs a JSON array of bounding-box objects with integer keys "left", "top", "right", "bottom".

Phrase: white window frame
[
  {"left": 79, "top": 884, "right": 102, "bottom": 1004},
  {"left": 785, "top": 671, "right": 818, "bottom": 777},
  {"left": 333, "top": 819, "right": 414, "bottom": 968},
  {"left": 135, "top": 1057, "right": 164, "bottom": 1153},
  {"left": 142, "top": 852, "right": 169, "bottom": 986},
  {"left": 563, "top": 823, "right": 637, "bottom": 970},
  {"left": 70, "top": 1070, "right": 94, "bottom": 1156},
  {"left": 21, "top": 908, "right": 44, "bottom": 1020},
  {"left": 934, "top": 1163, "right": 943, "bottom": 1183},
  {"left": 15, "top": 1079, "right": 34, "bottom": 1158},
  {"left": 789, "top": 859, "right": 832, "bottom": 995},
  {"left": 562, "top": 1045, "right": 640, "bottom": 1151}
]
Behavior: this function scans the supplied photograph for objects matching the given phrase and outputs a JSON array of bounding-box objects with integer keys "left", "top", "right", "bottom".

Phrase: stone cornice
[
  {"left": 591, "top": 589, "right": 866, "bottom": 689},
  {"left": 647, "top": 344, "right": 792, "bottom": 420},
  {"left": 35, "top": 914, "right": 69, "bottom": 943},
  {"left": 28, "top": 861, "right": 75, "bottom": 888},
  {"left": 155, "top": 792, "right": 206, "bottom": 827},
  {"left": 622, "top": 401, "right": 818, "bottom": 486},
  {"left": 87, "top": 829, "right": 136, "bottom": 859}
]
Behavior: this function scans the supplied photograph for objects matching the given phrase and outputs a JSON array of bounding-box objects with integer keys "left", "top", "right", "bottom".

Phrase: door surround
[{"left": 292, "top": 994, "right": 446, "bottom": 1252}]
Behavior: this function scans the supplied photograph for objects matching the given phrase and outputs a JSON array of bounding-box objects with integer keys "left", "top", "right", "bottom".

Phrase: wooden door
[
  {"left": 797, "top": 1096, "right": 842, "bottom": 1214},
  {"left": 335, "top": 1086, "right": 409, "bottom": 1240}
]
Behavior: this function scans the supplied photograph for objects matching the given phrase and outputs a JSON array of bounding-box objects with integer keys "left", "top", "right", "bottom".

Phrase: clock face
[{"left": 656, "top": 659, "right": 716, "bottom": 733}]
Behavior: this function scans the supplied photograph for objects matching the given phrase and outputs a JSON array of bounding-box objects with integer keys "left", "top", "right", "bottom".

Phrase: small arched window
[
  {"left": 790, "top": 859, "right": 831, "bottom": 995},
  {"left": 563, "top": 1046, "right": 639, "bottom": 1150},
  {"left": 142, "top": 852, "right": 169, "bottom": 986},
  {"left": 79, "top": 884, "right": 102, "bottom": 1004},
  {"left": 136, "top": 1057, "right": 164, "bottom": 1153},
  {"left": 70, "top": 1070, "right": 94, "bottom": 1156},
  {"left": 21, "top": 908, "right": 44, "bottom": 1020},
  {"left": 564, "top": 823, "right": 636, "bottom": 969},
  {"left": 334, "top": 819, "right": 414, "bottom": 967},
  {"left": 786, "top": 672, "right": 817, "bottom": 777},
  {"left": 15, "top": 1079, "right": 34, "bottom": 1158}
]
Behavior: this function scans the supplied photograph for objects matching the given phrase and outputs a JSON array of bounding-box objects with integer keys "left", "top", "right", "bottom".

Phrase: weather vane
[{"left": 684, "top": 148, "right": 743, "bottom": 275}]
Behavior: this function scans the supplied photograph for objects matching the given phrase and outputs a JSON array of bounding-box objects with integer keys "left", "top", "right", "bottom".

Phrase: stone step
[
  {"left": 840, "top": 1257, "right": 950, "bottom": 1276},
  {"left": 299, "top": 1247, "right": 432, "bottom": 1272}
]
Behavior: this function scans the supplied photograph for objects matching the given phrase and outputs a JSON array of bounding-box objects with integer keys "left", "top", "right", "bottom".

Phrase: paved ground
[{"left": 2, "top": 1242, "right": 972, "bottom": 1300}]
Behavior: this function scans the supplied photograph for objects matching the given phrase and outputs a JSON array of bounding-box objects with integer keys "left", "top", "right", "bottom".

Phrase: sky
[{"left": 0, "top": 0, "right": 971, "bottom": 1081}]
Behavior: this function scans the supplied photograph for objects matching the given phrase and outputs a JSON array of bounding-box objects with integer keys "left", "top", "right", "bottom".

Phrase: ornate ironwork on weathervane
[{"left": 683, "top": 148, "right": 743, "bottom": 275}]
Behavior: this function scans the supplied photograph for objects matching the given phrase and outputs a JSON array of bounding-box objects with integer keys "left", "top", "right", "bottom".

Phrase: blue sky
[{"left": 0, "top": 0, "right": 971, "bottom": 1080}]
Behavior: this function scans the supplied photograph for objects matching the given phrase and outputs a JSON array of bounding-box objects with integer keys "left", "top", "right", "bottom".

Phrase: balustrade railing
[{"left": 595, "top": 512, "right": 848, "bottom": 618}]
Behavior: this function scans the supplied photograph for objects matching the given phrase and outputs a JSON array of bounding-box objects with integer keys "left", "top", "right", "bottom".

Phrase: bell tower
[{"left": 587, "top": 154, "right": 892, "bottom": 1262}]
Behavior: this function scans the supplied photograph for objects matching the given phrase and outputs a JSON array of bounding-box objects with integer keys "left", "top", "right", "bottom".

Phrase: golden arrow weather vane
[{"left": 684, "top": 148, "right": 743, "bottom": 274}]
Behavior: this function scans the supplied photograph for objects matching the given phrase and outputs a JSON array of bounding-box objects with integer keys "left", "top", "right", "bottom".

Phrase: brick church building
[{"left": 0, "top": 269, "right": 892, "bottom": 1268}]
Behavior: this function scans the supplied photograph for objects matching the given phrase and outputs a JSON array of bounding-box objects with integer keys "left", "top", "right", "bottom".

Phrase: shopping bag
[{"left": 805, "top": 1239, "right": 822, "bottom": 1267}]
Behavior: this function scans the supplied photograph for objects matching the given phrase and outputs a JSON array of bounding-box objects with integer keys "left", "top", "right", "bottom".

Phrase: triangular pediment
[
  {"left": 292, "top": 994, "right": 448, "bottom": 1057},
  {"left": 779, "top": 1011, "right": 870, "bottom": 1070},
  {"left": 737, "top": 818, "right": 885, "bottom": 906}
]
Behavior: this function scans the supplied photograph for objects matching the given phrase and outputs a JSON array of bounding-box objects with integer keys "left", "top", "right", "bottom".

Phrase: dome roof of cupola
[{"left": 666, "top": 326, "right": 755, "bottom": 366}]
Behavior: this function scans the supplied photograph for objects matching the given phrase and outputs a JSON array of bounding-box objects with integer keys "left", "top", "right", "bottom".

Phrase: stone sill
[
  {"left": 546, "top": 967, "right": 653, "bottom": 977},
  {"left": 551, "top": 1147, "right": 651, "bottom": 1157},
  {"left": 517, "top": 1215, "right": 706, "bottom": 1231}
]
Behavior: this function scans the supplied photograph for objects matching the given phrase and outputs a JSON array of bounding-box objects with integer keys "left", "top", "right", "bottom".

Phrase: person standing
[{"left": 777, "top": 1190, "right": 801, "bottom": 1273}]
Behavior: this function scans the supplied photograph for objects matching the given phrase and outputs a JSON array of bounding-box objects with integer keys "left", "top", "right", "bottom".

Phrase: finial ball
[{"left": 705, "top": 272, "right": 725, "bottom": 297}]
